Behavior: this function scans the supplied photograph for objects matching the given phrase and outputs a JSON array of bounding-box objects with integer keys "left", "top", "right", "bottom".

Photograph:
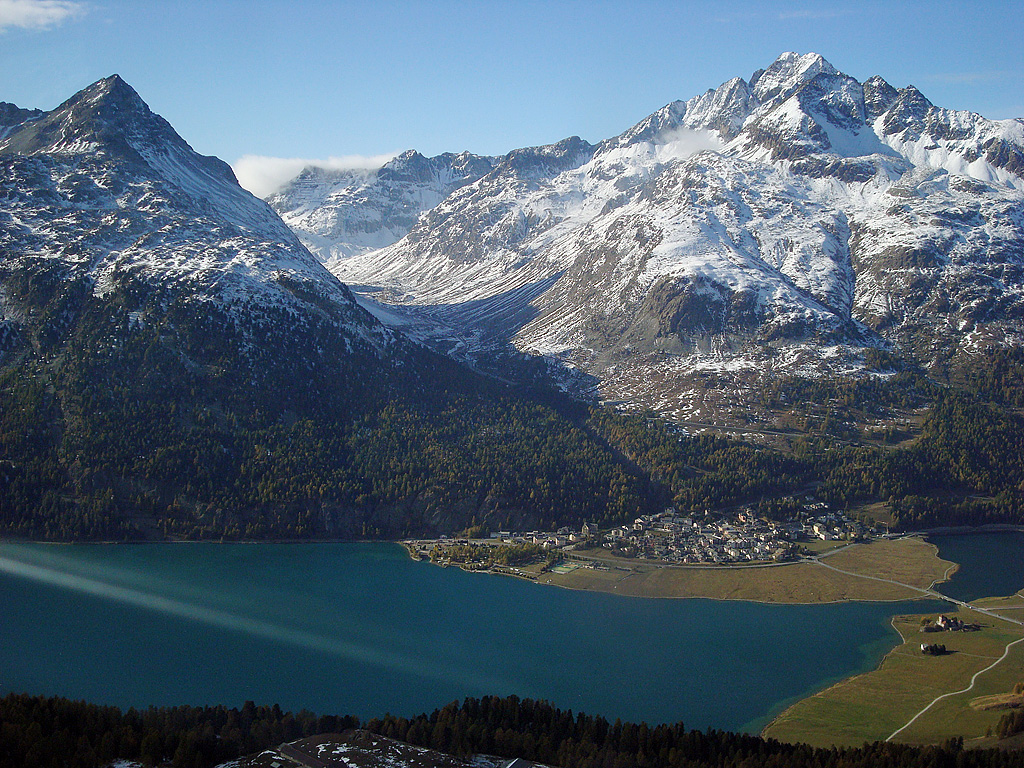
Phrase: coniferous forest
[
  {"left": 4, "top": 323, "right": 1024, "bottom": 540},
  {"left": 4, "top": 241, "right": 1024, "bottom": 542},
  {"left": 3, "top": 692, "right": 1024, "bottom": 768}
]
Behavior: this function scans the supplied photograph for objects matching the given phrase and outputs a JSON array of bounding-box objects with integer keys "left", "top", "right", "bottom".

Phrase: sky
[{"left": 2, "top": 0, "right": 1023, "bottom": 197}]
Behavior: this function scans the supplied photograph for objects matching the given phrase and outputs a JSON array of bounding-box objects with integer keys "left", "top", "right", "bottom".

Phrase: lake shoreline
[
  {"left": 404, "top": 536, "right": 957, "bottom": 605},
  {"left": 761, "top": 533, "right": 1024, "bottom": 747},
  {"left": 2, "top": 522, "right": 1021, "bottom": 548}
]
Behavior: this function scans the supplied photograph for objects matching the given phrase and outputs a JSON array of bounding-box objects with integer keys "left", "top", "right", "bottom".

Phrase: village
[
  {"left": 408, "top": 501, "right": 881, "bottom": 570},
  {"left": 598, "top": 505, "right": 876, "bottom": 564}
]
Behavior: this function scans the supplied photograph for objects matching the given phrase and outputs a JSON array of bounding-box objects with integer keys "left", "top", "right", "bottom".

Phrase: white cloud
[
  {"left": 655, "top": 127, "right": 723, "bottom": 163},
  {"left": 232, "top": 153, "right": 401, "bottom": 198},
  {"left": 0, "top": 0, "right": 85, "bottom": 32}
]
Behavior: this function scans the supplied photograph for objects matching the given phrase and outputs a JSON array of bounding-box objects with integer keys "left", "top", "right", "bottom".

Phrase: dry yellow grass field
[
  {"left": 536, "top": 537, "right": 953, "bottom": 603},
  {"left": 822, "top": 537, "right": 956, "bottom": 590}
]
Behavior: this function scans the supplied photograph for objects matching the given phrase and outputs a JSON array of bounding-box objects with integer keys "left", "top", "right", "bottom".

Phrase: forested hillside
[
  {"left": 589, "top": 369, "right": 1024, "bottom": 530},
  {"left": 2, "top": 692, "right": 1023, "bottom": 768},
  {"left": 0, "top": 304, "right": 655, "bottom": 540},
  {"left": 5, "top": 330, "right": 1024, "bottom": 540}
]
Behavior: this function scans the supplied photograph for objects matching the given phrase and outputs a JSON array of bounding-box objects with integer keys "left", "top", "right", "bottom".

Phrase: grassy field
[
  {"left": 801, "top": 539, "right": 849, "bottom": 554},
  {"left": 972, "top": 593, "right": 1024, "bottom": 622},
  {"left": 536, "top": 538, "right": 953, "bottom": 603},
  {"left": 762, "top": 605, "right": 1024, "bottom": 747},
  {"left": 821, "top": 537, "right": 957, "bottom": 590}
]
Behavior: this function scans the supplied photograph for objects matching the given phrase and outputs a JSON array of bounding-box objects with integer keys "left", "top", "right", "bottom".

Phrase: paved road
[{"left": 813, "top": 557, "right": 1024, "bottom": 628}]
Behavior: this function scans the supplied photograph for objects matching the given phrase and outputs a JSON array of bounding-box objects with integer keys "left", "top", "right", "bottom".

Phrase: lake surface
[
  {"left": 0, "top": 541, "right": 938, "bottom": 733},
  {"left": 929, "top": 532, "right": 1024, "bottom": 602}
]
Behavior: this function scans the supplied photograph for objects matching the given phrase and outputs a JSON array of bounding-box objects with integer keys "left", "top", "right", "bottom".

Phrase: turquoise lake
[
  {"left": 929, "top": 532, "right": 1024, "bottom": 602},
  {"left": 0, "top": 540, "right": 950, "bottom": 733}
]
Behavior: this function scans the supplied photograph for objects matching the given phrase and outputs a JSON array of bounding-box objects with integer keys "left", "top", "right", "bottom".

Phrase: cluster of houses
[
  {"left": 921, "top": 615, "right": 981, "bottom": 633},
  {"left": 414, "top": 502, "right": 878, "bottom": 567},
  {"left": 602, "top": 510, "right": 793, "bottom": 563},
  {"left": 600, "top": 506, "right": 874, "bottom": 564},
  {"left": 485, "top": 521, "right": 601, "bottom": 550}
]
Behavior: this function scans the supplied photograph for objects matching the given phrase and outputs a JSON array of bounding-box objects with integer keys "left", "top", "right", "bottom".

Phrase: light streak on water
[{"left": 0, "top": 548, "right": 507, "bottom": 692}]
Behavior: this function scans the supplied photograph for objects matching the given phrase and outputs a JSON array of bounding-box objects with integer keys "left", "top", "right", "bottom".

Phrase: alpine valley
[
  {"left": 275, "top": 52, "right": 1024, "bottom": 423},
  {"left": 3, "top": 52, "right": 1024, "bottom": 542}
]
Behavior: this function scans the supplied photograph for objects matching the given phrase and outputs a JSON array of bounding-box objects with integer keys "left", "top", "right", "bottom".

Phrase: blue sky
[{"left": 2, "top": 0, "right": 1022, "bottom": 195}]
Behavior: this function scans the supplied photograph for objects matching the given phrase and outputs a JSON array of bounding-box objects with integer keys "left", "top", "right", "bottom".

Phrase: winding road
[{"left": 808, "top": 548, "right": 1024, "bottom": 742}]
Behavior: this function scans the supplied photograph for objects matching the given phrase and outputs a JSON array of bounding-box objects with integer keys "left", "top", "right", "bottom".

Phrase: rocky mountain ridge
[
  {"left": 301, "top": 52, "right": 1024, "bottom": 421},
  {"left": 0, "top": 101, "right": 44, "bottom": 140},
  {"left": 0, "top": 74, "right": 388, "bottom": 355},
  {"left": 268, "top": 149, "right": 498, "bottom": 268}
]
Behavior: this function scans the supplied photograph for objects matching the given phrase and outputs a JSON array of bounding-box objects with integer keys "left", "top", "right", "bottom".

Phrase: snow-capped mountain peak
[
  {"left": 266, "top": 148, "right": 499, "bottom": 266},
  {"left": 310, "top": 53, "right": 1024, "bottom": 419},
  {"left": 862, "top": 75, "right": 899, "bottom": 120},
  {"left": 750, "top": 51, "right": 839, "bottom": 104},
  {"left": 0, "top": 74, "right": 298, "bottom": 239},
  {"left": 0, "top": 75, "right": 391, "bottom": 360},
  {"left": 5, "top": 74, "right": 179, "bottom": 158}
]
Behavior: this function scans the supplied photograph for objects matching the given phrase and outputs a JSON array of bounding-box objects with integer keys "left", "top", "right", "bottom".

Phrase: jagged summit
[
  {"left": 3, "top": 74, "right": 175, "bottom": 156},
  {"left": 311, "top": 52, "right": 1024, "bottom": 420},
  {"left": 502, "top": 135, "right": 594, "bottom": 176},
  {"left": 268, "top": 147, "right": 499, "bottom": 265},
  {"left": 862, "top": 75, "right": 899, "bottom": 120},
  {"left": 589, "top": 51, "right": 1024, "bottom": 183},
  {"left": 2, "top": 75, "right": 313, "bottom": 241},
  {"left": 750, "top": 51, "right": 840, "bottom": 102},
  {"left": 0, "top": 74, "right": 388, "bottom": 361},
  {"left": 78, "top": 73, "right": 144, "bottom": 107}
]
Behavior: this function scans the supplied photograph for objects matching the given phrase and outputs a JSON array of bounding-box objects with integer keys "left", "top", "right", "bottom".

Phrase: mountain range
[
  {"left": 269, "top": 52, "right": 1024, "bottom": 421},
  {"left": 3, "top": 53, "right": 1024, "bottom": 541}
]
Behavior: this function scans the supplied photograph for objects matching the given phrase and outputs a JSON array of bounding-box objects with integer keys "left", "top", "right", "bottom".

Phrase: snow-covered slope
[
  {"left": 267, "top": 149, "right": 497, "bottom": 268},
  {"left": 0, "top": 75, "right": 390, "bottom": 358},
  {"left": 322, "top": 52, "right": 1024, "bottom": 411}
]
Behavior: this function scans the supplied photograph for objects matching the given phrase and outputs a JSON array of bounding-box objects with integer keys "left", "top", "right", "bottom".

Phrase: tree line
[{"left": 2, "top": 691, "right": 1022, "bottom": 768}]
